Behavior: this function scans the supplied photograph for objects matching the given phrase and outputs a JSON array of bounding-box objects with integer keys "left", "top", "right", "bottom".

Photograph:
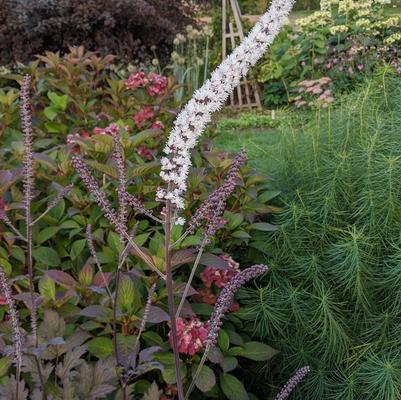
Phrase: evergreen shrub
[{"left": 239, "top": 71, "right": 401, "bottom": 399}]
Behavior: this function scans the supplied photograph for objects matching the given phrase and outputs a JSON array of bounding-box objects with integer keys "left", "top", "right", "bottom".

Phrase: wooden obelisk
[{"left": 222, "top": 0, "right": 262, "bottom": 110}]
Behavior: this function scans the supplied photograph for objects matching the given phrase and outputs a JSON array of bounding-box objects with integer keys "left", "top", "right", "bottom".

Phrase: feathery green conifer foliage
[{"left": 238, "top": 70, "right": 401, "bottom": 399}]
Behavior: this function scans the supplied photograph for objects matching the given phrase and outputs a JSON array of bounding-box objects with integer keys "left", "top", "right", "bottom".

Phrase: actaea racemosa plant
[{"left": 0, "top": 0, "right": 311, "bottom": 399}]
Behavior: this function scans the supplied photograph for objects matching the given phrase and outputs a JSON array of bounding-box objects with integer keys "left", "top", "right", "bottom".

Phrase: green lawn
[{"left": 212, "top": 127, "right": 279, "bottom": 174}]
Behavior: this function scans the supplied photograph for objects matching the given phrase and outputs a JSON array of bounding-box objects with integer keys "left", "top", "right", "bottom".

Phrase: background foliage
[
  {"left": 256, "top": 1, "right": 401, "bottom": 106},
  {"left": 0, "top": 0, "right": 195, "bottom": 66}
]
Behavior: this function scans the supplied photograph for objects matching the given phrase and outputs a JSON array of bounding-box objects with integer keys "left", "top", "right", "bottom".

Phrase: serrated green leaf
[
  {"left": 118, "top": 275, "right": 141, "bottom": 315},
  {"left": 0, "top": 357, "right": 11, "bottom": 377},
  {"left": 87, "top": 337, "right": 113, "bottom": 359},
  {"left": 0, "top": 259, "right": 11, "bottom": 276},
  {"left": 227, "top": 341, "right": 279, "bottom": 361},
  {"left": 44, "top": 106, "right": 58, "bottom": 121},
  {"left": 33, "top": 246, "right": 60, "bottom": 267},
  {"left": 232, "top": 230, "right": 252, "bottom": 239},
  {"left": 39, "top": 276, "right": 56, "bottom": 301},
  {"left": 249, "top": 222, "right": 277, "bottom": 232},
  {"left": 35, "top": 226, "right": 60, "bottom": 245},
  {"left": 108, "top": 232, "right": 123, "bottom": 254},
  {"left": 192, "top": 364, "right": 216, "bottom": 392},
  {"left": 220, "top": 373, "right": 248, "bottom": 400},
  {"left": 70, "top": 239, "right": 86, "bottom": 260},
  {"left": 161, "top": 363, "right": 187, "bottom": 384},
  {"left": 218, "top": 329, "right": 230, "bottom": 352},
  {"left": 48, "top": 91, "right": 68, "bottom": 111},
  {"left": 220, "top": 356, "right": 238, "bottom": 373}
]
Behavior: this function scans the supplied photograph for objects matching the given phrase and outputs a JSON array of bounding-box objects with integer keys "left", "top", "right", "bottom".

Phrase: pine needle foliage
[{"left": 239, "top": 70, "right": 401, "bottom": 399}]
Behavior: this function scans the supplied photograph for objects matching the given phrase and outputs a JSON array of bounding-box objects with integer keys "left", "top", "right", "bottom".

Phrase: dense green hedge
[{"left": 0, "top": 0, "right": 195, "bottom": 66}]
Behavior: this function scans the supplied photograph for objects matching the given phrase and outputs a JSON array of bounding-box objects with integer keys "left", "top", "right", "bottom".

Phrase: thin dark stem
[
  {"left": 27, "top": 214, "right": 47, "bottom": 400},
  {"left": 34, "top": 356, "right": 46, "bottom": 399},
  {"left": 176, "top": 237, "right": 207, "bottom": 318},
  {"left": 112, "top": 266, "right": 128, "bottom": 400},
  {"left": 122, "top": 383, "right": 127, "bottom": 400},
  {"left": 113, "top": 268, "right": 122, "bottom": 367},
  {"left": 165, "top": 201, "right": 185, "bottom": 400}
]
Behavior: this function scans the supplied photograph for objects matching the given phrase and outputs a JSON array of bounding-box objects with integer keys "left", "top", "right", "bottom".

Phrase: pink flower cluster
[
  {"left": 200, "top": 255, "right": 240, "bottom": 289},
  {"left": 66, "top": 123, "right": 131, "bottom": 154},
  {"left": 295, "top": 77, "right": 335, "bottom": 109},
  {"left": 147, "top": 73, "right": 168, "bottom": 96},
  {"left": 169, "top": 317, "right": 208, "bottom": 356},
  {"left": 133, "top": 106, "right": 165, "bottom": 130},
  {"left": 134, "top": 106, "right": 154, "bottom": 128},
  {"left": 125, "top": 71, "right": 168, "bottom": 97},
  {"left": 126, "top": 71, "right": 148, "bottom": 89}
]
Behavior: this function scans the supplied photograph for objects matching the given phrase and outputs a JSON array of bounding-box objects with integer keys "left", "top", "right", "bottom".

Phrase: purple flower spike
[
  {"left": 274, "top": 366, "right": 310, "bottom": 400},
  {"left": 206, "top": 264, "right": 268, "bottom": 346},
  {"left": 71, "top": 156, "right": 125, "bottom": 237},
  {"left": 0, "top": 265, "right": 23, "bottom": 372},
  {"left": 20, "top": 75, "right": 34, "bottom": 218},
  {"left": 189, "top": 149, "right": 247, "bottom": 240}
]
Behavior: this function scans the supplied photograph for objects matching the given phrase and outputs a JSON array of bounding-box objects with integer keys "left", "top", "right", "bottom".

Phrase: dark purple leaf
[
  {"left": 200, "top": 253, "right": 229, "bottom": 270},
  {"left": 92, "top": 272, "right": 112, "bottom": 287},
  {"left": 79, "top": 305, "right": 112, "bottom": 320},
  {"left": 48, "top": 337, "right": 65, "bottom": 346},
  {"left": 173, "top": 282, "right": 197, "bottom": 297},
  {"left": 139, "top": 346, "right": 162, "bottom": 363},
  {"left": 14, "top": 293, "right": 43, "bottom": 309},
  {"left": 45, "top": 270, "right": 77, "bottom": 287},
  {"left": 171, "top": 249, "right": 196, "bottom": 267},
  {"left": 146, "top": 306, "right": 169, "bottom": 323},
  {"left": 0, "top": 169, "right": 22, "bottom": 185}
]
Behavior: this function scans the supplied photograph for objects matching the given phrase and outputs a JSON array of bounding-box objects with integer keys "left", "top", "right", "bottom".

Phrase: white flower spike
[{"left": 159, "top": 0, "right": 296, "bottom": 209}]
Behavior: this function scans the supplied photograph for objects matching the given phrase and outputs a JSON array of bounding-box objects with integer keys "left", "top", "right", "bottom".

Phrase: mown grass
[
  {"left": 210, "top": 110, "right": 307, "bottom": 176},
  {"left": 210, "top": 112, "right": 283, "bottom": 175}
]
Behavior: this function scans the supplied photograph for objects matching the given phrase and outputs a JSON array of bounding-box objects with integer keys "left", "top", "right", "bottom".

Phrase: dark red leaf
[{"left": 46, "top": 270, "right": 77, "bottom": 287}]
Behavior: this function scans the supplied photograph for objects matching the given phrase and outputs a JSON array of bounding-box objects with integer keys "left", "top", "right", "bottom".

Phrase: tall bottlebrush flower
[
  {"left": 20, "top": 75, "right": 34, "bottom": 210},
  {"left": 158, "top": 0, "right": 295, "bottom": 208},
  {"left": 71, "top": 156, "right": 125, "bottom": 236},
  {"left": 188, "top": 149, "right": 247, "bottom": 240},
  {"left": 20, "top": 75, "right": 34, "bottom": 220},
  {"left": 73, "top": 157, "right": 164, "bottom": 279},
  {"left": 205, "top": 264, "right": 268, "bottom": 346},
  {"left": 0, "top": 265, "right": 23, "bottom": 381},
  {"left": 274, "top": 366, "right": 310, "bottom": 400}
]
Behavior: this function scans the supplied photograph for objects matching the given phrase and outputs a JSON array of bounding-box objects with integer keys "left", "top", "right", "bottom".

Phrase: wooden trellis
[{"left": 222, "top": 0, "right": 262, "bottom": 110}]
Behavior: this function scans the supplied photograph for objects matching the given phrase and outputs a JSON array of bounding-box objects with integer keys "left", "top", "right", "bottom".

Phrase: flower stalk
[{"left": 0, "top": 265, "right": 23, "bottom": 400}]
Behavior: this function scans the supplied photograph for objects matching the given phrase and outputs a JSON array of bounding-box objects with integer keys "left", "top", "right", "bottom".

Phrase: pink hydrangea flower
[
  {"left": 147, "top": 73, "right": 168, "bottom": 96},
  {"left": 295, "top": 100, "right": 307, "bottom": 108},
  {"left": 93, "top": 123, "right": 119, "bottom": 136},
  {"left": 126, "top": 71, "right": 148, "bottom": 90},
  {"left": 137, "top": 146, "right": 153, "bottom": 160},
  {"left": 93, "top": 127, "right": 107, "bottom": 135},
  {"left": 151, "top": 120, "right": 165, "bottom": 130},
  {"left": 134, "top": 106, "right": 154, "bottom": 128},
  {"left": 169, "top": 317, "right": 208, "bottom": 356},
  {"left": 200, "top": 255, "right": 240, "bottom": 289}
]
